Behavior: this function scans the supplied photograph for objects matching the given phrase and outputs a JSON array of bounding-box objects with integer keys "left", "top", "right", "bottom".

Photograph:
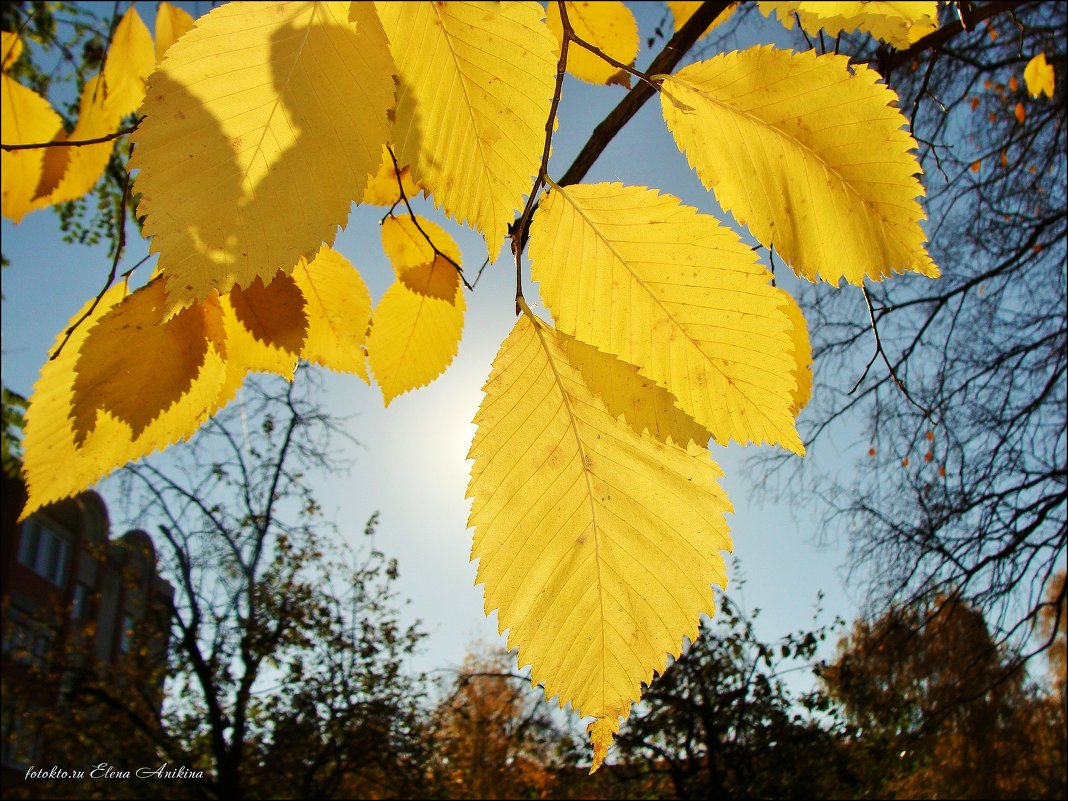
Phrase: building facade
[{"left": 1, "top": 473, "right": 174, "bottom": 787}]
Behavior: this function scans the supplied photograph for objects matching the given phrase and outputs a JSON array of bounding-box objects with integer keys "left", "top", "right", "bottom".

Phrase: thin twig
[
  {"left": 510, "top": 0, "right": 572, "bottom": 311},
  {"left": 910, "top": 45, "right": 942, "bottom": 132},
  {"left": 566, "top": 29, "right": 659, "bottom": 89},
  {"left": 849, "top": 287, "right": 934, "bottom": 421},
  {"left": 384, "top": 145, "right": 472, "bottom": 291},
  {"left": 50, "top": 165, "right": 132, "bottom": 361},
  {"left": 2, "top": 120, "right": 141, "bottom": 151}
]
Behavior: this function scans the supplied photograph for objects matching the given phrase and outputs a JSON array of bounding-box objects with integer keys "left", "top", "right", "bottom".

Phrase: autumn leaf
[
  {"left": 20, "top": 284, "right": 231, "bottom": 518},
  {"left": 366, "top": 281, "right": 465, "bottom": 405},
  {"left": 291, "top": 246, "right": 372, "bottom": 379},
  {"left": 531, "top": 182, "right": 803, "bottom": 454},
  {"left": 377, "top": 1, "right": 556, "bottom": 261},
  {"left": 546, "top": 1, "right": 639, "bottom": 87},
  {"left": 380, "top": 215, "right": 462, "bottom": 301},
  {"left": 1, "top": 68, "right": 64, "bottom": 221},
  {"left": 759, "top": 1, "right": 939, "bottom": 49},
  {"left": 34, "top": 7, "right": 154, "bottom": 205},
  {"left": 1024, "top": 52, "right": 1055, "bottom": 99},
  {"left": 155, "top": 1, "right": 196, "bottom": 61},
  {"left": 130, "top": 1, "right": 395, "bottom": 314},
  {"left": 660, "top": 46, "right": 937, "bottom": 284},
  {"left": 222, "top": 272, "right": 309, "bottom": 382},
  {"left": 467, "top": 309, "right": 732, "bottom": 772},
  {"left": 777, "top": 289, "right": 813, "bottom": 414}
]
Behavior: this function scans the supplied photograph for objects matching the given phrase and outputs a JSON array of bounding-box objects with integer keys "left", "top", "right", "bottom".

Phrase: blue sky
[{"left": 1, "top": 2, "right": 867, "bottom": 686}]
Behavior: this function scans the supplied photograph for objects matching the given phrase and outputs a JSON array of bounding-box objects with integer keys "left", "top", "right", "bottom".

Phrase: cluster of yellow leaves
[
  {"left": 1, "top": 4, "right": 192, "bottom": 222},
  {"left": 759, "top": 1, "right": 938, "bottom": 49},
  {"left": 13, "top": 0, "right": 941, "bottom": 772}
]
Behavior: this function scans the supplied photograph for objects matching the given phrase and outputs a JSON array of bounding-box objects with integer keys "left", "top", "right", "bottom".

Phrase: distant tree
[
  {"left": 822, "top": 594, "right": 1067, "bottom": 799},
  {"left": 426, "top": 646, "right": 578, "bottom": 800},
  {"left": 9, "top": 370, "right": 428, "bottom": 800},
  {"left": 601, "top": 591, "right": 857, "bottom": 800}
]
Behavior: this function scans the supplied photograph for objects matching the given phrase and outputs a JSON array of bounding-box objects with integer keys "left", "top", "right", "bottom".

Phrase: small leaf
[
  {"left": 36, "top": 7, "right": 155, "bottom": 204},
  {"left": 291, "top": 246, "right": 372, "bottom": 379},
  {"left": 380, "top": 215, "right": 462, "bottom": 301},
  {"left": 223, "top": 272, "right": 308, "bottom": 381},
  {"left": 0, "top": 73, "right": 64, "bottom": 221},
  {"left": 359, "top": 145, "right": 421, "bottom": 206},
  {"left": 366, "top": 276, "right": 465, "bottom": 406},
  {"left": 1, "top": 30, "right": 23, "bottom": 71},
  {"left": 155, "top": 1, "right": 195, "bottom": 61},
  {"left": 1024, "top": 52, "right": 1055, "bottom": 99},
  {"left": 546, "top": 1, "right": 639, "bottom": 87}
]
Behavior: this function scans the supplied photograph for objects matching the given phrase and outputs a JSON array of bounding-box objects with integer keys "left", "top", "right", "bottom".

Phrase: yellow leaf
[
  {"left": 1024, "top": 52, "right": 1055, "bottom": 99},
  {"left": 291, "top": 246, "right": 372, "bottom": 379},
  {"left": 223, "top": 272, "right": 308, "bottom": 382},
  {"left": 155, "top": 1, "right": 195, "bottom": 62},
  {"left": 380, "top": 214, "right": 462, "bottom": 301},
  {"left": 20, "top": 284, "right": 230, "bottom": 518},
  {"left": 758, "top": 1, "right": 938, "bottom": 49},
  {"left": 359, "top": 145, "right": 421, "bottom": 206},
  {"left": 377, "top": 1, "right": 556, "bottom": 261},
  {"left": 1, "top": 30, "right": 23, "bottom": 71},
  {"left": 129, "top": 2, "right": 395, "bottom": 314},
  {"left": 531, "top": 182, "right": 803, "bottom": 454},
  {"left": 467, "top": 310, "right": 732, "bottom": 767},
  {"left": 660, "top": 46, "right": 937, "bottom": 285},
  {"left": 71, "top": 277, "right": 225, "bottom": 443},
  {"left": 1, "top": 73, "right": 63, "bottom": 221},
  {"left": 587, "top": 717, "right": 620, "bottom": 774},
  {"left": 546, "top": 1, "right": 639, "bottom": 86},
  {"left": 366, "top": 278, "right": 465, "bottom": 406},
  {"left": 35, "top": 7, "right": 154, "bottom": 204},
  {"left": 668, "top": 1, "right": 738, "bottom": 39},
  {"left": 776, "top": 289, "right": 813, "bottom": 414}
]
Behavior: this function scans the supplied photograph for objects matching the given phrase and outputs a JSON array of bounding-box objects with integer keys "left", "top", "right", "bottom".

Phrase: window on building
[
  {"left": 118, "top": 613, "right": 134, "bottom": 654},
  {"left": 17, "top": 519, "right": 71, "bottom": 586},
  {"left": 71, "top": 582, "right": 92, "bottom": 621}
]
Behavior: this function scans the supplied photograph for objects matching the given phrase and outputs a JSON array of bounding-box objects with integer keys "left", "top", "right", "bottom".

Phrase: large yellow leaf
[
  {"left": 71, "top": 277, "right": 225, "bottom": 443},
  {"left": 380, "top": 214, "right": 462, "bottom": 301},
  {"left": 366, "top": 277, "right": 466, "bottom": 406},
  {"left": 1024, "top": 52, "right": 1055, "bottom": 99},
  {"left": 467, "top": 310, "right": 732, "bottom": 771},
  {"left": 129, "top": 1, "right": 394, "bottom": 314},
  {"left": 35, "top": 7, "right": 155, "bottom": 204},
  {"left": 546, "top": 1, "right": 639, "bottom": 87},
  {"left": 531, "top": 182, "right": 803, "bottom": 454},
  {"left": 668, "top": 1, "right": 738, "bottom": 39},
  {"left": 1, "top": 73, "right": 63, "bottom": 221},
  {"left": 155, "top": 1, "right": 196, "bottom": 61},
  {"left": 759, "top": 2, "right": 938, "bottom": 49},
  {"left": 377, "top": 1, "right": 557, "bottom": 261},
  {"left": 20, "top": 284, "right": 231, "bottom": 518},
  {"left": 660, "top": 46, "right": 936, "bottom": 285},
  {"left": 291, "top": 246, "right": 372, "bottom": 379}
]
